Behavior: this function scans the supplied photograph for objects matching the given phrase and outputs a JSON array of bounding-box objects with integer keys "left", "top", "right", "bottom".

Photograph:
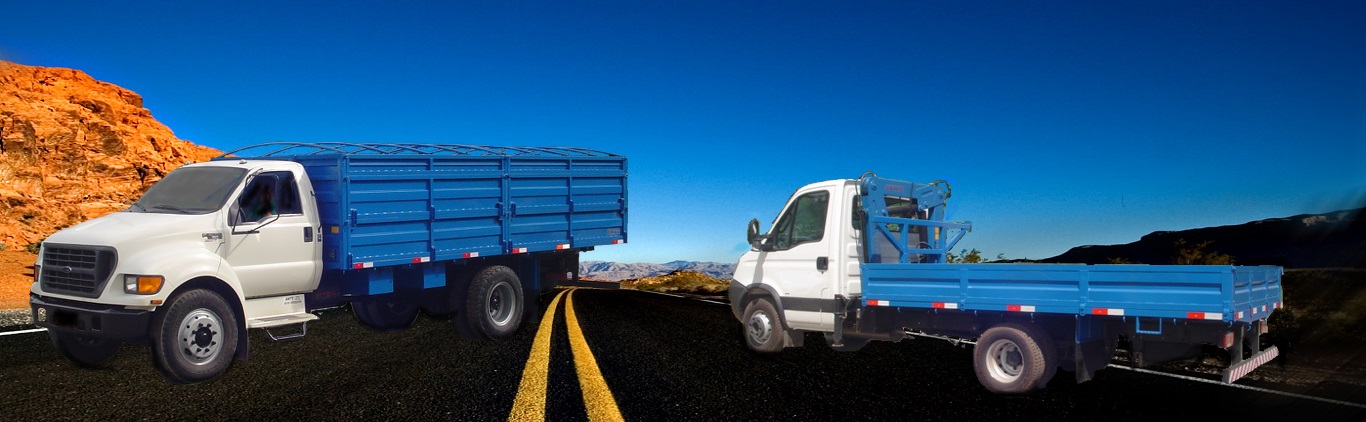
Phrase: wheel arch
[
  {"left": 737, "top": 283, "right": 791, "bottom": 331},
  {"left": 160, "top": 276, "right": 250, "bottom": 361}
]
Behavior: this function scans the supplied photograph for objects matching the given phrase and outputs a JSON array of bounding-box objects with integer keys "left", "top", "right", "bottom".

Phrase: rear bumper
[{"left": 30, "top": 294, "right": 151, "bottom": 342}]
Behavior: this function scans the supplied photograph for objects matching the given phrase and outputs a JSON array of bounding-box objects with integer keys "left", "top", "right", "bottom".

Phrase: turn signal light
[
  {"left": 1220, "top": 331, "right": 1235, "bottom": 349},
  {"left": 124, "top": 275, "right": 165, "bottom": 294}
]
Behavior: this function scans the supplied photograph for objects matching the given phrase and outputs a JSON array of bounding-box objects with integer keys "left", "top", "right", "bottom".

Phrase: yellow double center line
[{"left": 509, "top": 288, "right": 624, "bottom": 422}]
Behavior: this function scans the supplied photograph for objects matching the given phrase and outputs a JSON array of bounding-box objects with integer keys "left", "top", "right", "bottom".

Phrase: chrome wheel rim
[
  {"left": 177, "top": 309, "right": 223, "bottom": 366},
  {"left": 986, "top": 339, "right": 1023, "bottom": 382},
  {"left": 487, "top": 282, "right": 516, "bottom": 326},
  {"left": 748, "top": 310, "right": 774, "bottom": 345}
]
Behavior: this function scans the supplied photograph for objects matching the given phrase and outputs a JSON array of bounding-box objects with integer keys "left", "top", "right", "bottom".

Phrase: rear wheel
[
  {"left": 742, "top": 298, "right": 784, "bottom": 353},
  {"left": 464, "top": 266, "right": 524, "bottom": 340},
  {"left": 352, "top": 298, "right": 419, "bottom": 332},
  {"left": 50, "top": 332, "right": 120, "bottom": 367},
  {"left": 973, "top": 323, "right": 1049, "bottom": 394},
  {"left": 151, "top": 289, "right": 239, "bottom": 384}
]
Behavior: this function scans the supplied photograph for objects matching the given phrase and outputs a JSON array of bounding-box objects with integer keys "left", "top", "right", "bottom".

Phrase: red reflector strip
[
  {"left": 411, "top": 257, "right": 431, "bottom": 263},
  {"left": 1007, "top": 305, "right": 1035, "bottom": 312},
  {"left": 612, "top": 239, "right": 625, "bottom": 244},
  {"left": 1236, "top": 311, "right": 1245, "bottom": 319},
  {"left": 866, "top": 300, "right": 889, "bottom": 307},
  {"left": 555, "top": 244, "right": 570, "bottom": 250},
  {"left": 512, "top": 247, "right": 528, "bottom": 254},
  {"left": 462, "top": 252, "right": 480, "bottom": 258},
  {"left": 1187, "top": 312, "right": 1223, "bottom": 320},
  {"left": 352, "top": 262, "right": 373, "bottom": 269},
  {"left": 1091, "top": 308, "right": 1125, "bottom": 316},
  {"left": 931, "top": 302, "right": 957, "bottom": 309}
]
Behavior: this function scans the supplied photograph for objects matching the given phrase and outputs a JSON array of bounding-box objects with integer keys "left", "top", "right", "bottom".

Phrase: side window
[
  {"left": 769, "top": 191, "right": 829, "bottom": 251},
  {"left": 236, "top": 171, "right": 302, "bottom": 223},
  {"left": 274, "top": 172, "right": 302, "bottom": 215},
  {"left": 238, "top": 174, "right": 278, "bottom": 223}
]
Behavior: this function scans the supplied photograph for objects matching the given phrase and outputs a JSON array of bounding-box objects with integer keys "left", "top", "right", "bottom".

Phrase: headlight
[{"left": 123, "top": 275, "right": 165, "bottom": 294}]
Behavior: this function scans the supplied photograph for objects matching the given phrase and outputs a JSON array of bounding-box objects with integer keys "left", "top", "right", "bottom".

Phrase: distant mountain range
[
  {"left": 1037, "top": 206, "right": 1366, "bottom": 268},
  {"left": 580, "top": 260, "right": 737, "bottom": 281}
]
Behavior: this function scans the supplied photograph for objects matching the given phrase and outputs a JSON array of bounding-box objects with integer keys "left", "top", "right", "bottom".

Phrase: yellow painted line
[
  {"left": 508, "top": 288, "right": 570, "bottom": 422},
  {"left": 565, "top": 289, "right": 625, "bottom": 422}
]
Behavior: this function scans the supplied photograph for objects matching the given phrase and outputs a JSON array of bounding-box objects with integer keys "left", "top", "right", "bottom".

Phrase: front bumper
[{"left": 30, "top": 293, "right": 151, "bottom": 342}]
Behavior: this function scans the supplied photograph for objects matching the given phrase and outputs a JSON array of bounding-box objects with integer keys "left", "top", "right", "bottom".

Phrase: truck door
[
  {"left": 225, "top": 170, "right": 322, "bottom": 298},
  {"left": 762, "top": 186, "right": 838, "bottom": 331}
]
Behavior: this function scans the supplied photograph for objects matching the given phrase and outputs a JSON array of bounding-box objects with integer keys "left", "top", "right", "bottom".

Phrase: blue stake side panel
[
  {"left": 861, "top": 263, "right": 1283, "bottom": 324},
  {"left": 240, "top": 149, "right": 625, "bottom": 271}
]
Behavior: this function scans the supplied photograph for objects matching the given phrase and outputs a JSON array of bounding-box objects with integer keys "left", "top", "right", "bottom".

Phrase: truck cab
[
  {"left": 31, "top": 159, "right": 325, "bottom": 382},
  {"left": 730, "top": 176, "right": 962, "bottom": 337}
]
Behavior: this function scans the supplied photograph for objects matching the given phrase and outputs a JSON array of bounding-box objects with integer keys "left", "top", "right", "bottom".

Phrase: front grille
[{"left": 40, "top": 245, "right": 117, "bottom": 298}]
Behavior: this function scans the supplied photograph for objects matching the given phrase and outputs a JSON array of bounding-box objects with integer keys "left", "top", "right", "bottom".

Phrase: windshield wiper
[
  {"left": 150, "top": 204, "right": 192, "bottom": 214},
  {"left": 129, "top": 202, "right": 147, "bottom": 212}
]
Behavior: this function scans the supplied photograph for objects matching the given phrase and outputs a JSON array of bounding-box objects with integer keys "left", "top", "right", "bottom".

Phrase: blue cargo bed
[
  {"left": 217, "top": 142, "right": 627, "bottom": 271},
  {"left": 861, "top": 263, "right": 1283, "bottom": 323}
]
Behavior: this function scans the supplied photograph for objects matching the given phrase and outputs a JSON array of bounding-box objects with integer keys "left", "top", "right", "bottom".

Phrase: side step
[
  {"left": 243, "top": 293, "right": 318, "bottom": 342},
  {"left": 247, "top": 313, "right": 319, "bottom": 341}
]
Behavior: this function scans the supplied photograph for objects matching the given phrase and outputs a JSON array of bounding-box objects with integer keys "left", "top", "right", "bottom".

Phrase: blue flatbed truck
[
  {"left": 30, "top": 142, "right": 627, "bottom": 384},
  {"left": 730, "top": 173, "right": 1282, "bottom": 394}
]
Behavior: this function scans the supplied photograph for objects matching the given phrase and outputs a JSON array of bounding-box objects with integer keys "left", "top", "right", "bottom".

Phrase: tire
[
  {"left": 150, "top": 289, "right": 240, "bottom": 384},
  {"left": 742, "top": 298, "right": 784, "bottom": 353},
  {"left": 823, "top": 333, "right": 871, "bottom": 352},
  {"left": 49, "top": 332, "right": 120, "bottom": 367},
  {"left": 352, "top": 299, "right": 419, "bottom": 332},
  {"left": 1025, "top": 324, "right": 1058, "bottom": 389},
  {"left": 973, "top": 323, "right": 1048, "bottom": 394},
  {"left": 464, "top": 266, "right": 524, "bottom": 340}
]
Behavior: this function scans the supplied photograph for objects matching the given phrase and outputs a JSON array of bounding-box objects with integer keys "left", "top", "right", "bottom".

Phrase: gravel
[{"left": 0, "top": 308, "right": 34, "bottom": 328}]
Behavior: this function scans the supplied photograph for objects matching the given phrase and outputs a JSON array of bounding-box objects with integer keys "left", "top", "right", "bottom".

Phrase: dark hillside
[{"left": 1040, "top": 207, "right": 1366, "bottom": 268}]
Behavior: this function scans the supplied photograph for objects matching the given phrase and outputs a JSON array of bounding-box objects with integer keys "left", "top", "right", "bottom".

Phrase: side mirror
[{"left": 747, "top": 218, "right": 766, "bottom": 250}]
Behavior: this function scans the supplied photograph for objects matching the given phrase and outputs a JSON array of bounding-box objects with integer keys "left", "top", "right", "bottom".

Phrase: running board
[{"left": 248, "top": 313, "right": 318, "bottom": 342}]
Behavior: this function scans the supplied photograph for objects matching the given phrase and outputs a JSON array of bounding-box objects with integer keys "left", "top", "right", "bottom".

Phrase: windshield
[{"left": 130, "top": 166, "right": 248, "bottom": 214}]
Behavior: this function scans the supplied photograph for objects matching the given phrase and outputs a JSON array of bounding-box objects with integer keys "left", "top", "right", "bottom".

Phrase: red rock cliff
[{"left": 0, "top": 60, "right": 222, "bottom": 249}]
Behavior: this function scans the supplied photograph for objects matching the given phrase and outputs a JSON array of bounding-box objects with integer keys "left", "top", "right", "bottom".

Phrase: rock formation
[{"left": 0, "top": 60, "right": 221, "bottom": 249}]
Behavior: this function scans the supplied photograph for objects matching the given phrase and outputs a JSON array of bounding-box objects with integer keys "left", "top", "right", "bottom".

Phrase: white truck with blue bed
[
  {"left": 29, "top": 142, "right": 627, "bottom": 384},
  {"left": 730, "top": 173, "right": 1282, "bottom": 394}
]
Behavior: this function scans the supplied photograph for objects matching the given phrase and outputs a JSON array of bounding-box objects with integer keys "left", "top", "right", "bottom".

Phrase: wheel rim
[
  {"left": 177, "top": 308, "right": 224, "bottom": 366},
  {"left": 486, "top": 281, "right": 516, "bottom": 327},
  {"left": 747, "top": 309, "right": 773, "bottom": 345},
  {"left": 985, "top": 339, "right": 1024, "bottom": 382}
]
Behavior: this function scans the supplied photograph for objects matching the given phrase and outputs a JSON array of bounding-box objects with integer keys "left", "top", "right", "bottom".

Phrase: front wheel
[
  {"left": 464, "top": 266, "right": 524, "bottom": 340},
  {"left": 151, "top": 289, "right": 240, "bottom": 384},
  {"left": 50, "top": 332, "right": 120, "bottom": 367},
  {"left": 973, "top": 323, "right": 1049, "bottom": 394},
  {"left": 742, "top": 298, "right": 784, "bottom": 353}
]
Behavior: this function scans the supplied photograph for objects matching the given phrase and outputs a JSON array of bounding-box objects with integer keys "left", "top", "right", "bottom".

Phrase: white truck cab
[
  {"left": 31, "top": 159, "right": 322, "bottom": 383},
  {"left": 731, "top": 179, "right": 863, "bottom": 334}
]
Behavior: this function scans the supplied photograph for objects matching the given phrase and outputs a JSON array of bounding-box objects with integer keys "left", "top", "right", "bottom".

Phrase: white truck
[{"left": 730, "top": 173, "right": 1283, "bottom": 393}]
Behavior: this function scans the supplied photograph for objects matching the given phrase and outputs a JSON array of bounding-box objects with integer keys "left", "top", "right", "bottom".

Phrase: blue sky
[{"left": 3, "top": 1, "right": 1363, "bottom": 264}]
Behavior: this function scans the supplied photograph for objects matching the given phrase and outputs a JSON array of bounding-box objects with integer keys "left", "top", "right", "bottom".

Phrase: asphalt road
[{"left": 2, "top": 287, "right": 1363, "bottom": 421}]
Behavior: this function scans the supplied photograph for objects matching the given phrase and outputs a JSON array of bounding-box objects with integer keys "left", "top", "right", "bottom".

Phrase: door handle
[
  {"left": 816, "top": 256, "right": 828, "bottom": 271},
  {"left": 304, "top": 226, "right": 314, "bottom": 243}
]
